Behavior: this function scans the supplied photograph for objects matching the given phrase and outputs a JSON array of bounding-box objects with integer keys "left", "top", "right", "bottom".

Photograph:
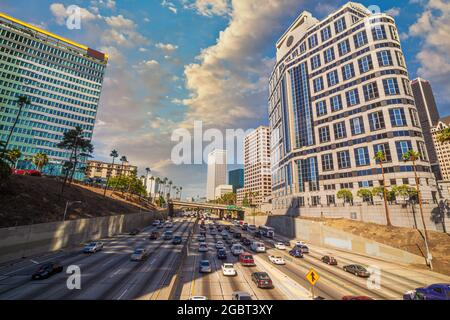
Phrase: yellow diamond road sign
[{"left": 305, "top": 268, "right": 320, "bottom": 286}]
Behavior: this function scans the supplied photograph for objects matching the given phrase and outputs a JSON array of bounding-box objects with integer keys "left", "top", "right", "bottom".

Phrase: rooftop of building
[{"left": 439, "top": 115, "right": 450, "bottom": 125}]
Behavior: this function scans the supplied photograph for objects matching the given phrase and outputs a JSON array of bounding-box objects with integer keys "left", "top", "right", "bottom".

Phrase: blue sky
[{"left": 1, "top": 0, "right": 449, "bottom": 199}]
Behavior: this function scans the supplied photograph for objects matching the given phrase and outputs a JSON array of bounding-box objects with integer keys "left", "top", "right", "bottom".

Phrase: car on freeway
[
  {"left": 131, "top": 248, "right": 149, "bottom": 261},
  {"left": 83, "top": 241, "right": 104, "bottom": 253},
  {"left": 225, "top": 226, "right": 231, "bottom": 231},
  {"left": 221, "top": 230, "right": 228, "bottom": 237},
  {"left": 239, "top": 252, "right": 256, "bottom": 266},
  {"left": 403, "top": 284, "right": 450, "bottom": 300},
  {"left": 268, "top": 256, "right": 286, "bottom": 265},
  {"left": 210, "top": 229, "right": 217, "bottom": 235},
  {"left": 274, "top": 242, "right": 286, "bottom": 250},
  {"left": 343, "top": 264, "right": 371, "bottom": 278},
  {"left": 129, "top": 228, "right": 140, "bottom": 235},
  {"left": 199, "top": 260, "right": 212, "bottom": 273},
  {"left": 233, "top": 232, "right": 242, "bottom": 239},
  {"left": 189, "top": 296, "right": 208, "bottom": 300},
  {"left": 172, "top": 236, "right": 182, "bottom": 245},
  {"left": 321, "top": 255, "right": 338, "bottom": 265},
  {"left": 222, "top": 263, "right": 237, "bottom": 276},
  {"left": 199, "top": 243, "right": 208, "bottom": 252},
  {"left": 296, "top": 244, "right": 309, "bottom": 254},
  {"left": 225, "top": 238, "right": 233, "bottom": 245},
  {"left": 289, "top": 249, "right": 304, "bottom": 258},
  {"left": 216, "top": 241, "right": 225, "bottom": 249},
  {"left": 217, "top": 249, "right": 227, "bottom": 260},
  {"left": 152, "top": 220, "right": 161, "bottom": 226},
  {"left": 248, "top": 225, "right": 256, "bottom": 231},
  {"left": 149, "top": 231, "right": 160, "bottom": 240},
  {"left": 242, "top": 238, "right": 252, "bottom": 246},
  {"left": 232, "top": 292, "right": 252, "bottom": 300},
  {"left": 163, "top": 231, "right": 174, "bottom": 240},
  {"left": 231, "top": 244, "right": 244, "bottom": 256},
  {"left": 31, "top": 262, "right": 63, "bottom": 280},
  {"left": 342, "top": 296, "right": 374, "bottom": 300},
  {"left": 250, "top": 242, "right": 266, "bottom": 253},
  {"left": 165, "top": 222, "right": 174, "bottom": 228},
  {"left": 294, "top": 241, "right": 307, "bottom": 247},
  {"left": 251, "top": 272, "right": 274, "bottom": 289},
  {"left": 253, "top": 231, "right": 262, "bottom": 238}
]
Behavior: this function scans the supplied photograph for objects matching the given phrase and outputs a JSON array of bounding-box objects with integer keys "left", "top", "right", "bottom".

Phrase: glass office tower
[{"left": 0, "top": 13, "right": 108, "bottom": 178}]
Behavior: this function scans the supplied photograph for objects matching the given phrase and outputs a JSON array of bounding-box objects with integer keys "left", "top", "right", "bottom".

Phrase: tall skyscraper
[
  {"left": 242, "top": 126, "right": 272, "bottom": 206},
  {"left": 268, "top": 3, "right": 437, "bottom": 212},
  {"left": 206, "top": 149, "right": 227, "bottom": 201},
  {"left": 411, "top": 78, "right": 442, "bottom": 180},
  {"left": 228, "top": 168, "right": 244, "bottom": 193},
  {"left": 0, "top": 13, "right": 108, "bottom": 178}
]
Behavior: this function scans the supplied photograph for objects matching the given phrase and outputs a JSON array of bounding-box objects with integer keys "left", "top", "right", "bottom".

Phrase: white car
[
  {"left": 222, "top": 263, "right": 237, "bottom": 276},
  {"left": 250, "top": 242, "right": 266, "bottom": 253},
  {"left": 199, "top": 260, "right": 212, "bottom": 273},
  {"left": 216, "top": 241, "right": 224, "bottom": 249},
  {"left": 199, "top": 243, "right": 208, "bottom": 252},
  {"left": 189, "top": 296, "right": 208, "bottom": 300},
  {"left": 274, "top": 242, "right": 286, "bottom": 250},
  {"left": 83, "top": 241, "right": 104, "bottom": 253},
  {"left": 269, "top": 255, "right": 286, "bottom": 265},
  {"left": 231, "top": 244, "right": 243, "bottom": 256},
  {"left": 295, "top": 241, "right": 307, "bottom": 247},
  {"left": 131, "top": 248, "right": 149, "bottom": 261}
]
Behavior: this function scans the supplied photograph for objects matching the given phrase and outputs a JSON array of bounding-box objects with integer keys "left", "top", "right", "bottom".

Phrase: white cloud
[
  {"left": 385, "top": 7, "right": 401, "bottom": 17},
  {"left": 102, "top": 15, "right": 149, "bottom": 47},
  {"left": 105, "top": 15, "right": 135, "bottom": 29},
  {"left": 161, "top": 0, "right": 178, "bottom": 14},
  {"left": 156, "top": 42, "right": 179, "bottom": 53},
  {"left": 182, "top": 0, "right": 231, "bottom": 17}
]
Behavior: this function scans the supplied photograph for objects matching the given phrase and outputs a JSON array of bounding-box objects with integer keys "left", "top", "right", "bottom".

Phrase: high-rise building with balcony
[
  {"left": 206, "top": 149, "right": 227, "bottom": 201},
  {"left": 0, "top": 13, "right": 108, "bottom": 178},
  {"left": 268, "top": 2, "right": 437, "bottom": 213}
]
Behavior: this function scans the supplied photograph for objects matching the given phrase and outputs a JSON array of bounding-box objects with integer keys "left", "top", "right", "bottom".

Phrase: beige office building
[
  {"left": 85, "top": 160, "right": 137, "bottom": 180},
  {"left": 432, "top": 117, "right": 450, "bottom": 182},
  {"left": 268, "top": 2, "right": 437, "bottom": 212}
]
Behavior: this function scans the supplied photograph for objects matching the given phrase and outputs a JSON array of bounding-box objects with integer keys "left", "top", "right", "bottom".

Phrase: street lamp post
[{"left": 63, "top": 201, "right": 82, "bottom": 221}]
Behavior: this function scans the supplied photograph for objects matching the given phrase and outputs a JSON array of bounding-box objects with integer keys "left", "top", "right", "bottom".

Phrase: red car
[
  {"left": 342, "top": 296, "right": 374, "bottom": 300},
  {"left": 239, "top": 252, "right": 256, "bottom": 267},
  {"left": 12, "top": 169, "right": 42, "bottom": 176}
]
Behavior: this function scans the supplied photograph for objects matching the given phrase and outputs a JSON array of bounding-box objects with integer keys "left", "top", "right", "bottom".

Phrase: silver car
[{"left": 131, "top": 248, "right": 149, "bottom": 261}]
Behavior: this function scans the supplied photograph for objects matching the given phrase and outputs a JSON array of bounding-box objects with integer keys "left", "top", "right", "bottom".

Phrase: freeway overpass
[{"left": 168, "top": 200, "right": 245, "bottom": 219}]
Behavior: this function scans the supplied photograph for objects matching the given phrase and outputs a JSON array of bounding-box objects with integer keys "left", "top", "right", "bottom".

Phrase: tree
[
  {"left": 144, "top": 167, "right": 151, "bottom": 192},
  {"left": 392, "top": 185, "right": 414, "bottom": 203},
  {"left": 32, "top": 152, "right": 49, "bottom": 172},
  {"left": 57, "top": 126, "right": 94, "bottom": 194},
  {"left": 168, "top": 180, "right": 173, "bottom": 199},
  {"left": 6, "top": 148, "right": 22, "bottom": 168},
  {"left": 357, "top": 189, "right": 373, "bottom": 204},
  {"left": 437, "top": 127, "right": 450, "bottom": 143},
  {"left": 371, "top": 186, "right": 385, "bottom": 200},
  {"left": 104, "top": 149, "right": 119, "bottom": 197},
  {"left": 374, "top": 150, "right": 392, "bottom": 226},
  {"left": 337, "top": 189, "right": 353, "bottom": 204},
  {"left": 1, "top": 96, "right": 30, "bottom": 159},
  {"left": 179, "top": 186, "right": 183, "bottom": 200},
  {"left": 149, "top": 176, "right": 155, "bottom": 201}
]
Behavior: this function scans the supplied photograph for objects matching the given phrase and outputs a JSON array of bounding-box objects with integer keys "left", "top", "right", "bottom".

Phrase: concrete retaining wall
[
  {"left": 0, "top": 211, "right": 165, "bottom": 264},
  {"left": 244, "top": 215, "right": 426, "bottom": 265}
]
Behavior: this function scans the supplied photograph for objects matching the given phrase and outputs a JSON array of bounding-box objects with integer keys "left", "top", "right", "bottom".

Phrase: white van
[
  {"left": 251, "top": 242, "right": 266, "bottom": 253},
  {"left": 231, "top": 244, "right": 244, "bottom": 256}
]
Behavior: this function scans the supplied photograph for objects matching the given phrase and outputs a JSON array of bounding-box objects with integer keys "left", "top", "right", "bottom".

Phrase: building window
[
  {"left": 346, "top": 88, "right": 360, "bottom": 106},
  {"left": 322, "top": 153, "right": 334, "bottom": 171},
  {"left": 342, "top": 63, "right": 355, "bottom": 80},
  {"left": 368, "top": 111, "right": 385, "bottom": 131},
  {"left": 308, "top": 34, "right": 318, "bottom": 49},
  {"left": 299, "top": 42, "right": 306, "bottom": 53},
  {"left": 335, "top": 17, "right": 347, "bottom": 33},
  {"left": 319, "top": 126, "right": 331, "bottom": 143},
  {"left": 374, "top": 143, "right": 392, "bottom": 162},
  {"left": 383, "top": 78, "right": 400, "bottom": 95},
  {"left": 334, "top": 121, "right": 347, "bottom": 139},
  {"left": 321, "top": 26, "right": 332, "bottom": 42},
  {"left": 358, "top": 55, "right": 374, "bottom": 73},
  {"left": 377, "top": 50, "right": 393, "bottom": 67},
  {"left": 389, "top": 108, "right": 407, "bottom": 127},
  {"left": 316, "top": 100, "right": 327, "bottom": 116},
  {"left": 355, "top": 147, "right": 370, "bottom": 166},
  {"left": 363, "top": 82, "right": 380, "bottom": 101},
  {"left": 337, "top": 150, "right": 351, "bottom": 169},
  {"left": 330, "top": 95, "right": 343, "bottom": 112},
  {"left": 396, "top": 141, "right": 413, "bottom": 160},
  {"left": 354, "top": 30, "right": 368, "bottom": 48},
  {"left": 338, "top": 39, "right": 350, "bottom": 56},
  {"left": 402, "top": 78, "right": 413, "bottom": 96},
  {"left": 311, "top": 54, "right": 321, "bottom": 70},
  {"left": 390, "top": 26, "right": 399, "bottom": 41},
  {"left": 327, "top": 70, "right": 339, "bottom": 87},
  {"left": 372, "top": 25, "right": 387, "bottom": 40},
  {"left": 327, "top": 195, "right": 336, "bottom": 205},
  {"left": 324, "top": 47, "right": 335, "bottom": 63},
  {"left": 396, "top": 51, "right": 406, "bottom": 67},
  {"left": 350, "top": 116, "right": 365, "bottom": 135},
  {"left": 313, "top": 77, "right": 324, "bottom": 93},
  {"left": 409, "top": 109, "right": 420, "bottom": 127},
  {"left": 417, "top": 141, "right": 429, "bottom": 161}
]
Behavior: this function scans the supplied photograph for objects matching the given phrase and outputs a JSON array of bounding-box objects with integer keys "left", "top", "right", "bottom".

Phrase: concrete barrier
[
  {"left": 0, "top": 211, "right": 166, "bottom": 264},
  {"left": 245, "top": 215, "right": 426, "bottom": 265}
]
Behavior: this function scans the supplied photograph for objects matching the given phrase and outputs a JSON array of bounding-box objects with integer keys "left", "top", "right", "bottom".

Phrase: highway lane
[{"left": 0, "top": 217, "right": 195, "bottom": 300}]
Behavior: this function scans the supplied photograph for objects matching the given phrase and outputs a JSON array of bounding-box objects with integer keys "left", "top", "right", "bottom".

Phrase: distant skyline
[{"left": 1, "top": 0, "right": 449, "bottom": 198}]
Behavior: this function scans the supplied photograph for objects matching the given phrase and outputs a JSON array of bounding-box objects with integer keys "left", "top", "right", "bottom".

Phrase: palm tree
[
  {"left": 374, "top": 151, "right": 392, "bottom": 226},
  {"left": 120, "top": 156, "right": 128, "bottom": 175},
  {"left": 145, "top": 167, "right": 151, "bottom": 189},
  {"left": 6, "top": 148, "right": 22, "bottom": 169},
  {"left": 32, "top": 152, "right": 49, "bottom": 171},
  {"left": 179, "top": 186, "right": 183, "bottom": 200},
  {"left": 1, "top": 96, "right": 30, "bottom": 158},
  {"left": 168, "top": 180, "right": 173, "bottom": 199},
  {"left": 437, "top": 127, "right": 450, "bottom": 143},
  {"left": 149, "top": 176, "right": 155, "bottom": 202},
  {"left": 163, "top": 177, "right": 168, "bottom": 199},
  {"left": 104, "top": 149, "right": 119, "bottom": 197},
  {"left": 402, "top": 149, "right": 433, "bottom": 269}
]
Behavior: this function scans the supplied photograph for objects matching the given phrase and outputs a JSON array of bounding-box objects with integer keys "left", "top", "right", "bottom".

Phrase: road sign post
[{"left": 305, "top": 268, "right": 320, "bottom": 300}]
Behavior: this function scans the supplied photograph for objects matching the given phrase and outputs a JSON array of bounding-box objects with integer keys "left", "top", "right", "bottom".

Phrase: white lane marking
[
  {"left": 110, "top": 268, "right": 122, "bottom": 278},
  {"left": 117, "top": 288, "right": 128, "bottom": 300}
]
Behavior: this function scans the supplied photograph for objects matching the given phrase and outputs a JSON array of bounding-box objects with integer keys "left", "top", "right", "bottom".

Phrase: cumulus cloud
[
  {"left": 156, "top": 42, "right": 179, "bottom": 53},
  {"left": 161, "top": 0, "right": 178, "bottom": 14},
  {"left": 385, "top": 7, "right": 401, "bottom": 17},
  {"left": 182, "top": 0, "right": 231, "bottom": 17},
  {"left": 50, "top": 3, "right": 98, "bottom": 25}
]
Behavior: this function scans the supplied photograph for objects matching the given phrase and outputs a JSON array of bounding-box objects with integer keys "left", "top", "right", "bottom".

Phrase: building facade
[
  {"left": 268, "top": 2, "right": 437, "bottom": 213},
  {"left": 85, "top": 160, "right": 137, "bottom": 180},
  {"left": 206, "top": 149, "right": 227, "bottom": 201},
  {"left": 411, "top": 78, "right": 442, "bottom": 180},
  {"left": 228, "top": 168, "right": 244, "bottom": 193},
  {"left": 241, "top": 126, "right": 272, "bottom": 207},
  {"left": 215, "top": 184, "right": 233, "bottom": 200},
  {"left": 432, "top": 117, "right": 450, "bottom": 182},
  {"left": 0, "top": 13, "right": 108, "bottom": 178}
]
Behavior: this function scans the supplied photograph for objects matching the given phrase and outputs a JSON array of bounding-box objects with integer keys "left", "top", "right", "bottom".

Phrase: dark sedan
[
  {"left": 343, "top": 264, "right": 370, "bottom": 278},
  {"left": 321, "top": 255, "right": 338, "bottom": 265},
  {"left": 172, "top": 236, "right": 182, "bottom": 245},
  {"left": 31, "top": 262, "right": 63, "bottom": 280},
  {"left": 251, "top": 272, "right": 274, "bottom": 289},
  {"left": 217, "top": 249, "right": 227, "bottom": 260},
  {"left": 289, "top": 249, "right": 304, "bottom": 258},
  {"left": 129, "top": 229, "right": 140, "bottom": 236}
]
